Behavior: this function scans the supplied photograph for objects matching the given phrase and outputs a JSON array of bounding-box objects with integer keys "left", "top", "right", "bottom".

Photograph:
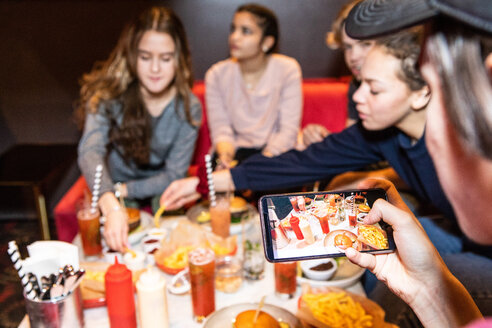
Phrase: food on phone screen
[
  {"left": 358, "top": 204, "right": 371, "bottom": 213},
  {"left": 357, "top": 224, "right": 388, "bottom": 250}
]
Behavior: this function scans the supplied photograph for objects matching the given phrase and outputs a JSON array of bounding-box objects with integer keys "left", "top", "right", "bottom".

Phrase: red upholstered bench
[{"left": 54, "top": 78, "right": 349, "bottom": 241}]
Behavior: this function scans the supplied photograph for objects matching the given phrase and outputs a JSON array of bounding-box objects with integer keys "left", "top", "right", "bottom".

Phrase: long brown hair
[
  {"left": 75, "top": 7, "right": 195, "bottom": 165},
  {"left": 425, "top": 18, "right": 492, "bottom": 159}
]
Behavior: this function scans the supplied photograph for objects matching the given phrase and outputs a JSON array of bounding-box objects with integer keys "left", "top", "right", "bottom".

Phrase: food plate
[
  {"left": 204, "top": 303, "right": 302, "bottom": 328},
  {"left": 297, "top": 257, "right": 365, "bottom": 289},
  {"left": 128, "top": 211, "right": 154, "bottom": 245},
  {"left": 186, "top": 202, "right": 257, "bottom": 235}
]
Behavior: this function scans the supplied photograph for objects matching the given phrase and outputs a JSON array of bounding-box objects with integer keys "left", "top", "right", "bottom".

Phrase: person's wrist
[{"left": 114, "top": 182, "right": 123, "bottom": 198}]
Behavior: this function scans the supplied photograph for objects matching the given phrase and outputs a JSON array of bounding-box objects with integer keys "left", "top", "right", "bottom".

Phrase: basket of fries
[{"left": 297, "top": 285, "right": 397, "bottom": 328}]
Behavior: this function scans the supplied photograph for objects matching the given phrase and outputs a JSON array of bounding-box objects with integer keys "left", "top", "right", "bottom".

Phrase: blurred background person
[{"left": 205, "top": 3, "right": 302, "bottom": 168}]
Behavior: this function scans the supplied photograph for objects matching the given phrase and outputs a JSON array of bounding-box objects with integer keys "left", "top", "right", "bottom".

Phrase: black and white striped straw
[
  {"left": 91, "top": 164, "right": 103, "bottom": 214},
  {"left": 204, "top": 154, "right": 216, "bottom": 207},
  {"left": 7, "top": 241, "right": 38, "bottom": 300}
]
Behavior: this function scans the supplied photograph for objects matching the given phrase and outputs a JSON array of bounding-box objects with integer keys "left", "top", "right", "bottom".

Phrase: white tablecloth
[{"left": 19, "top": 215, "right": 365, "bottom": 328}]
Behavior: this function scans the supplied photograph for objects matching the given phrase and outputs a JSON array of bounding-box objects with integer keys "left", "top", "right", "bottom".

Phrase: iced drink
[
  {"left": 299, "top": 220, "right": 315, "bottom": 244},
  {"left": 210, "top": 194, "right": 230, "bottom": 238},
  {"left": 348, "top": 208, "right": 357, "bottom": 227},
  {"left": 289, "top": 196, "right": 300, "bottom": 212},
  {"left": 314, "top": 209, "right": 330, "bottom": 234},
  {"left": 274, "top": 262, "right": 297, "bottom": 299},
  {"left": 188, "top": 248, "right": 215, "bottom": 322},
  {"left": 77, "top": 208, "right": 102, "bottom": 256}
]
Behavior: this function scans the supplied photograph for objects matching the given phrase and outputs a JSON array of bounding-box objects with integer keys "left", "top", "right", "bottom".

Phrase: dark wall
[{"left": 0, "top": 0, "right": 348, "bottom": 147}]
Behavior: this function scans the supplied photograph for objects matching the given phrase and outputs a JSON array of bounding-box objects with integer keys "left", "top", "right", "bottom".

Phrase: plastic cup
[{"left": 77, "top": 208, "right": 102, "bottom": 256}]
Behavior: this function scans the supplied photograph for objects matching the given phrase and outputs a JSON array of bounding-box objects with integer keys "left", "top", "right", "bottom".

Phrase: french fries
[{"left": 303, "top": 291, "right": 373, "bottom": 328}]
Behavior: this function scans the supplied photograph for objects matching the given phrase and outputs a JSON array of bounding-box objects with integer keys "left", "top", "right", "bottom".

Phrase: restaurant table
[{"left": 18, "top": 215, "right": 365, "bottom": 328}]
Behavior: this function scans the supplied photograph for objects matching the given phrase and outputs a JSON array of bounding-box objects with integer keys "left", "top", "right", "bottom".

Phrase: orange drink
[
  {"left": 210, "top": 194, "right": 230, "bottom": 238},
  {"left": 274, "top": 262, "right": 297, "bottom": 299},
  {"left": 77, "top": 208, "right": 102, "bottom": 256},
  {"left": 188, "top": 248, "right": 215, "bottom": 322}
]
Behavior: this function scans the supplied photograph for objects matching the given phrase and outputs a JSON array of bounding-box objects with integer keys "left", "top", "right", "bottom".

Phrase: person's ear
[
  {"left": 411, "top": 85, "right": 431, "bottom": 111},
  {"left": 261, "top": 36, "right": 275, "bottom": 53}
]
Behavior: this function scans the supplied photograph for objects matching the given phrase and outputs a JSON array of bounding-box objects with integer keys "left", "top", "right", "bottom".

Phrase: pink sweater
[{"left": 205, "top": 54, "right": 303, "bottom": 156}]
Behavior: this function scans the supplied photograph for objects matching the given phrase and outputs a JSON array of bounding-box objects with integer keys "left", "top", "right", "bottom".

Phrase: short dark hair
[
  {"left": 236, "top": 3, "right": 279, "bottom": 54},
  {"left": 376, "top": 27, "right": 426, "bottom": 91}
]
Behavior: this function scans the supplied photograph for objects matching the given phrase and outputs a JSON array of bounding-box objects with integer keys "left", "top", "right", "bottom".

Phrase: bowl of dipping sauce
[
  {"left": 300, "top": 258, "right": 337, "bottom": 281},
  {"left": 142, "top": 235, "right": 162, "bottom": 253}
]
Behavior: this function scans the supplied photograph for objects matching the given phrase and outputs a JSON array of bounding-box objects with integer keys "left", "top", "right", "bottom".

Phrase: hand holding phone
[{"left": 259, "top": 188, "right": 396, "bottom": 262}]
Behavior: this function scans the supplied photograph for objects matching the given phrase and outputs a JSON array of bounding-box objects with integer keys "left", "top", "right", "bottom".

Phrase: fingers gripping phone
[{"left": 258, "top": 188, "right": 396, "bottom": 262}]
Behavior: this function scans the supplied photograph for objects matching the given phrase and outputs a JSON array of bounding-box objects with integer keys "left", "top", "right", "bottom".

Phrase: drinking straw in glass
[
  {"left": 91, "top": 164, "right": 103, "bottom": 214},
  {"left": 204, "top": 154, "right": 216, "bottom": 207},
  {"left": 7, "top": 241, "right": 38, "bottom": 300}
]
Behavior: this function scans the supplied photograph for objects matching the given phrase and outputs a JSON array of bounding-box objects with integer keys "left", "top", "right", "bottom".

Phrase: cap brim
[{"left": 345, "top": 0, "right": 439, "bottom": 39}]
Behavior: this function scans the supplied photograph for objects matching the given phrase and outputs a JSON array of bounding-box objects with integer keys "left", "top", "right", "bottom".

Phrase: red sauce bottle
[
  {"left": 105, "top": 257, "right": 136, "bottom": 328},
  {"left": 289, "top": 215, "right": 304, "bottom": 240}
]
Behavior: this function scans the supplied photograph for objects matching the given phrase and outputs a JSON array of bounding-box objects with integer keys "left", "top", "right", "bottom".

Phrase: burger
[
  {"left": 126, "top": 207, "right": 141, "bottom": 232},
  {"left": 230, "top": 196, "right": 249, "bottom": 224},
  {"left": 234, "top": 310, "right": 280, "bottom": 328},
  {"left": 358, "top": 204, "right": 371, "bottom": 213}
]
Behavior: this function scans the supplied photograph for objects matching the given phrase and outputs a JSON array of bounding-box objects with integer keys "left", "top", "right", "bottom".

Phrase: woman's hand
[
  {"left": 103, "top": 208, "right": 129, "bottom": 252},
  {"left": 302, "top": 124, "right": 330, "bottom": 147},
  {"left": 160, "top": 176, "right": 201, "bottom": 210},
  {"left": 99, "top": 192, "right": 129, "bottom": 252},
  {"left": 346, "top": 178, "right": 481, "bottom": 326}
]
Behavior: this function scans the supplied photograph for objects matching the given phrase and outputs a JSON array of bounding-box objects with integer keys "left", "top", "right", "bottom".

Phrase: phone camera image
[{"left": 259, "top": 189, "right": 395, "bottom": 262}]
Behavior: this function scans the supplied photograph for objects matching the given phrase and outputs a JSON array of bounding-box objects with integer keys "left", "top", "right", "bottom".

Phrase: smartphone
[{"left": 258, "top": 188, "right": 396, "bottom": 262}]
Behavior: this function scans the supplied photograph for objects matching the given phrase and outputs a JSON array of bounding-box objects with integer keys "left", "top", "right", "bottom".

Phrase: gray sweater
[{"left": 78, "top": 95, "right": 202, "bottom": 199}]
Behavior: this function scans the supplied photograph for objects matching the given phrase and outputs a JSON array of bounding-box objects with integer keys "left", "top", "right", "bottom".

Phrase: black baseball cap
[{"left": 346, "top": 0, "right": 492, "bottom": 39}]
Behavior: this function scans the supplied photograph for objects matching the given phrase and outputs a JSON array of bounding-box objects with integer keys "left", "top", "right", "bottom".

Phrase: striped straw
[
  {"left": 7, "top": 241, "right": 38, "bottom": 300},
  {"left": 91, "top": 164, "right": 103, "bottom": 214},
  {"left": 204, "top": 154, "right": 216, "bottom": 207}
]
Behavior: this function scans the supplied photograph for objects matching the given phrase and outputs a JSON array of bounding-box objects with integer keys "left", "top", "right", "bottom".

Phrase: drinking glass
[
  {"left": 210, "top": 193, "right": 231, "bottom": 238},
  {"left": 274, "top": 261, "right": 297, "bottom": 299},
  {"left": 77, "top": 206, "right": 102, "bottom": 256},
  {"left": 243, "top": 221, "right": 265, "bottom": 280},
  {"left": 188, "top": 248, "right": 215, "bottom": 322}
]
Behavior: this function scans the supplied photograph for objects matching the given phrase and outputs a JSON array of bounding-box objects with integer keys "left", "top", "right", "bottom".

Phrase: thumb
[{"left": 345, "top": 247, "right": 377, "bottom": 272}]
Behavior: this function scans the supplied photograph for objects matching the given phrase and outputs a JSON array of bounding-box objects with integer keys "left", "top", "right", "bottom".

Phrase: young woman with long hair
[{"left": 77, "top": 7, "right": 201, "bottom": 251}]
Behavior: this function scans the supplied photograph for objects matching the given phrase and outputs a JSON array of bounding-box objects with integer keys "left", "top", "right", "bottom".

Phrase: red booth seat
[{"left": 54, "top": 78, "right": 349, "bottom": 242}]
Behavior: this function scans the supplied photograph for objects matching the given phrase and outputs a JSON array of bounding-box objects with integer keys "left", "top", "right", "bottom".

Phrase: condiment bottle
[
  {"left": 289, "top": 215, "right": 304, "bottom": 240},
  {"left": 105, "top": 257, "right": 137, "bottom": 328},
  {"left": 136, "top": 266, "right": 169, "bottom": 328}
]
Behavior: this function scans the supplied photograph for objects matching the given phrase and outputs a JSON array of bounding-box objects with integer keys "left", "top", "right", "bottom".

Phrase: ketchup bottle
[
  {"left": 105, "top": 257, "right": 137, "bottom": 328},
  {"left": 289, "top": 215, "right": 304, "bottom": 240}
]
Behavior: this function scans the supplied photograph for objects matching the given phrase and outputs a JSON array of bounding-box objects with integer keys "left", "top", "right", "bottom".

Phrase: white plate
[
  {"left": 297, "top": 258, "right": 365, "bottom": 289},
  {"left": 186, "top": 202, "right": 257, "bottom": 235},
  {"left": 204, "top": 303, "right": 302, "bottom": 328}
]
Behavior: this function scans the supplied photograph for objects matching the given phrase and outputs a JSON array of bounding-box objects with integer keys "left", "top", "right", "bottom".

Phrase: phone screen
[{"left": 258, "top": 188, "right": 395, "bottom": 262}]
